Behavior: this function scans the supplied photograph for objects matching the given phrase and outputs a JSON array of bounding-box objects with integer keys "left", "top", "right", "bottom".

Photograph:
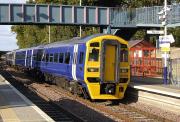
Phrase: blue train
[{"left": 6, "top": 34, "right": 130, "bottom": 100}]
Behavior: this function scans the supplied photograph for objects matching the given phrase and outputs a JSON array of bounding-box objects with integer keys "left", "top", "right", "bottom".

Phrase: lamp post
[
  {"left": 79, "top": 0, "right": 82, "bottom": 37},
  {"left": 49, "top": 25, "right": 51, "bottom": 43},
  {"left": 163, "top": 0, "right": 168, "bottom": 85}
]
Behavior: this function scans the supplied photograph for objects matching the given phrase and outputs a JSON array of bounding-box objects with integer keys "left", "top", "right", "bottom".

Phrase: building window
[
  {"left": 59, "top": 53, "right": 64, "bottom": 63},
  {"left": 65, "top": 52, "right": 70, "bottom": 64},
  {"left": 79, "top": 52, "right": 84, "bottom": 64}
]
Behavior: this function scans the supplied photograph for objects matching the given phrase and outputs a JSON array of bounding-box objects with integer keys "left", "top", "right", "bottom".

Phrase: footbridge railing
[{"left": 0, "top": 3, "right": 180, "bottom": 28}]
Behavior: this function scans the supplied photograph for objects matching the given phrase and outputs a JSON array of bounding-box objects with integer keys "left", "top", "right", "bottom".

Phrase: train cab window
[
  {"left": 46, "top": 53, "right": 49, "bottom": 62},
  {"left": 88, "top": 48, "right": 99, "bottom": 61},
  {"left": 59, "top": 53, "right": 64, "bottom": 63},
  {"left": 54, "top": 53, "right": 58, "bottom": 63},
  {"left": 65, "top": 52, "right": 70, "bottom": 64},
  {"left": 120, "top": 44, "right": 128, "bottom": 62},
  {"left": 49, "top": 54, "right": 54, "bottom": 62},
  {"left": 90, "top": 42, "right": 99, "bottom": 47},
  {"left": 79, "top": 52, "right": 84, "bottom": 64}
]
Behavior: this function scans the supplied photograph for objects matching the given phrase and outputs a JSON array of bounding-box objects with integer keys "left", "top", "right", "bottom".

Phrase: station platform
[
  {"left": 129, "top": 76, "right": 180, "bottom": 114},
  {"left": 130, "top": 76, "right": 180, "bottom": 98},
  {"left": 0, "top": 75, "right": 54, "bottom": 122}
]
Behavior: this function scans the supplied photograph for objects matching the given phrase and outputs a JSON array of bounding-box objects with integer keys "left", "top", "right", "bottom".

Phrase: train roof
[{"left": 44, "top": 33, "right": 110, "bottom": 48}]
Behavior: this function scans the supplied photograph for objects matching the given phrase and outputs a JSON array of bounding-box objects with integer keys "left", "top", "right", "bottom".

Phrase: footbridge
[{"left": 0, "top": 3, "right": 180, "bottom": 28}]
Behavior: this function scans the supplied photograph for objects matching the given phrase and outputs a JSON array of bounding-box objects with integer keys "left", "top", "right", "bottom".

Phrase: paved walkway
[
  {"left": 0, "top": 75, "right": 54, "bottom": 122},
  {"left": 130, "top": 76, "right": 180, "bottom": 98}
]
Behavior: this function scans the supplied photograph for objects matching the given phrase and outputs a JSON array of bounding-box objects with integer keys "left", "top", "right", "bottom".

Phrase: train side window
[
  {"left": 88, "top": 48, "right": 99, "bottom": 61},
  {"left": 54, "top": 53, "right": 58, "bottom": 63},
  {"left": 46, "top": 53, "right": 49, "bottom": 62},
  {"left": 59, "top": 53, "right": 64, "bottom": 63},
  {"left": 79, "top": 52, "right": 84, "bottom": 64},
  {"left": 65, "top": 52, "right": 70, "bottom": 64},
  {"left": 49, "top": 54, "right": 54, "bottom": 62}
]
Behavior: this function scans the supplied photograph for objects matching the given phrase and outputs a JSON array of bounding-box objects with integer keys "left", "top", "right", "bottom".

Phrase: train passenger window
[
  {"left": 54, "top": 53, "right": 58, "bottom": 63},
  {"left": 59, "top": 53, "right": 64, "bottom": 63},
  {"left": 65, "top": 52, "right": 70, "bottom": 64},
  {"left": 46, "top": 53, "right": 49, "bottom": 62},
  {"left": 79, "top": 52, "right": 84, "bottom": 64},
  {"left": 49, "top": 54, "right": 54, "bottom": 62},
  {"left": 33, "top": 54, "right": 36, "bottom": 61},
  {"left": 88, "top": 48, "right": 99, "bottom": 61}
]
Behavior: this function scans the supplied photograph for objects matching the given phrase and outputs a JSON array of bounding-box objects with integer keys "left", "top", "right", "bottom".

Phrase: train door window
[
  {"left": 59, "top": 53, "right": 64, "bottom": 63},
  {"left": 88, "top": 48, "right": 99, "bottom": 61},
  {"left": 49, "top": 54, "right": 54, "bottom": 62},
  {"left": 54, "top": 53, "right": 58, "bottom": 63},
  {"left": 42, "top": 52, "right": 46, "bottom": 62},
  {"left": 79, "top": 52, "right": 84, "bottom": 64},
  {"left": 65, "top": 52, "right": 70, "bottom": 64},
  {"left": 37, "top": 50, "right": 43, "bottom": 61},
  {"left": 46, "top": 53, "right": 49, "bottom": 62}
]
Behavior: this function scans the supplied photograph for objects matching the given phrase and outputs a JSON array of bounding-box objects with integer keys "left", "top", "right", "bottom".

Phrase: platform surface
[
  {"left": 0, "top": 75, "right": 54, "bottom": 122},
  {"left": 130, "top": 77, "right": 180, "bottom": 98}
]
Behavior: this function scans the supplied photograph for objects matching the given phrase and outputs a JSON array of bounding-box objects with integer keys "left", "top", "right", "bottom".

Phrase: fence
[
  {"left": 169, "top": 58, "right": 180, "bottom": 87},
  {"left": 131, "top": 58, "right": 163, "bottom": 77}
]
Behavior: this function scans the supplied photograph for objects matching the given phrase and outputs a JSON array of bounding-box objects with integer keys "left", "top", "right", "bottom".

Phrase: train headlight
[
  {"left": 105, "top": 84, "right": 115, "bottom": 94},
  {"left": 87, "top": 68, "right": 99, "bottom": 72},
  {"left": 120, "top": 68, "right": 128, "bottom": 73}
]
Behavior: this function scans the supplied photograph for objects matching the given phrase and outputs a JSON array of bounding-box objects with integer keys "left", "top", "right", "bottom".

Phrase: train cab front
[{"left": 84, "top": 35, "right": 130, "bottom": 100}]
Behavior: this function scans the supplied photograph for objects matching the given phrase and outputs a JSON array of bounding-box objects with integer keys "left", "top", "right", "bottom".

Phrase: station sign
[
  {"left": 160, "top": 43, "right": 170, "bottom": 52},
  {"left": 147, "top": 30, "right": 164, "bottom": 35},
  {"left": 159, "top": 34, "right": 175, "bottom": 44}
]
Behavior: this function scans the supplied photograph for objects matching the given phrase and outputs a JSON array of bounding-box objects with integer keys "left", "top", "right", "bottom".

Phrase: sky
[{"left": 0, "top": 0, "right": 26, "bottom": 51}]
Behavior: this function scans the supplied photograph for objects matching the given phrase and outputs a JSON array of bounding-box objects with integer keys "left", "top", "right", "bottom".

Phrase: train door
[
  {"left": 102, "top": 40, "right": 119, "bottom": 83},
  {"left": 65, "top": 47, "right": 72, "bottom": 79},
  {"left": 76, "top": 44, "right": 85, "bottom": 80},
  {"left": 72, "top": 44, "right": 78, "bottom": 80},
  {"left": 27, "top": 50, "right": 32, "bottom": 68},
  {"left": 25, "top": 50, "right": 28, "bottom": 67},
  {"left": 104, "top": 44, "right": 116, "bottom": 82}
]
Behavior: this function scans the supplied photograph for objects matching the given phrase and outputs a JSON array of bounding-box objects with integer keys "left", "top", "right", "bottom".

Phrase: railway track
[
  {"left": 0, "top": 66, "right": 85, "bottom": 122},
  {"left": 0, "top": 62, "right": 172, "bottom": 122}
]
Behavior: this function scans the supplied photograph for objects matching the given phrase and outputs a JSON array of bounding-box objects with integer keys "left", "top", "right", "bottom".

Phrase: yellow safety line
[
  {"left": 0, "top": 108, "right": 20, "bottom": 122},
  {"left": 0, "top": 95, "right": 20, "bottom": 122}
]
